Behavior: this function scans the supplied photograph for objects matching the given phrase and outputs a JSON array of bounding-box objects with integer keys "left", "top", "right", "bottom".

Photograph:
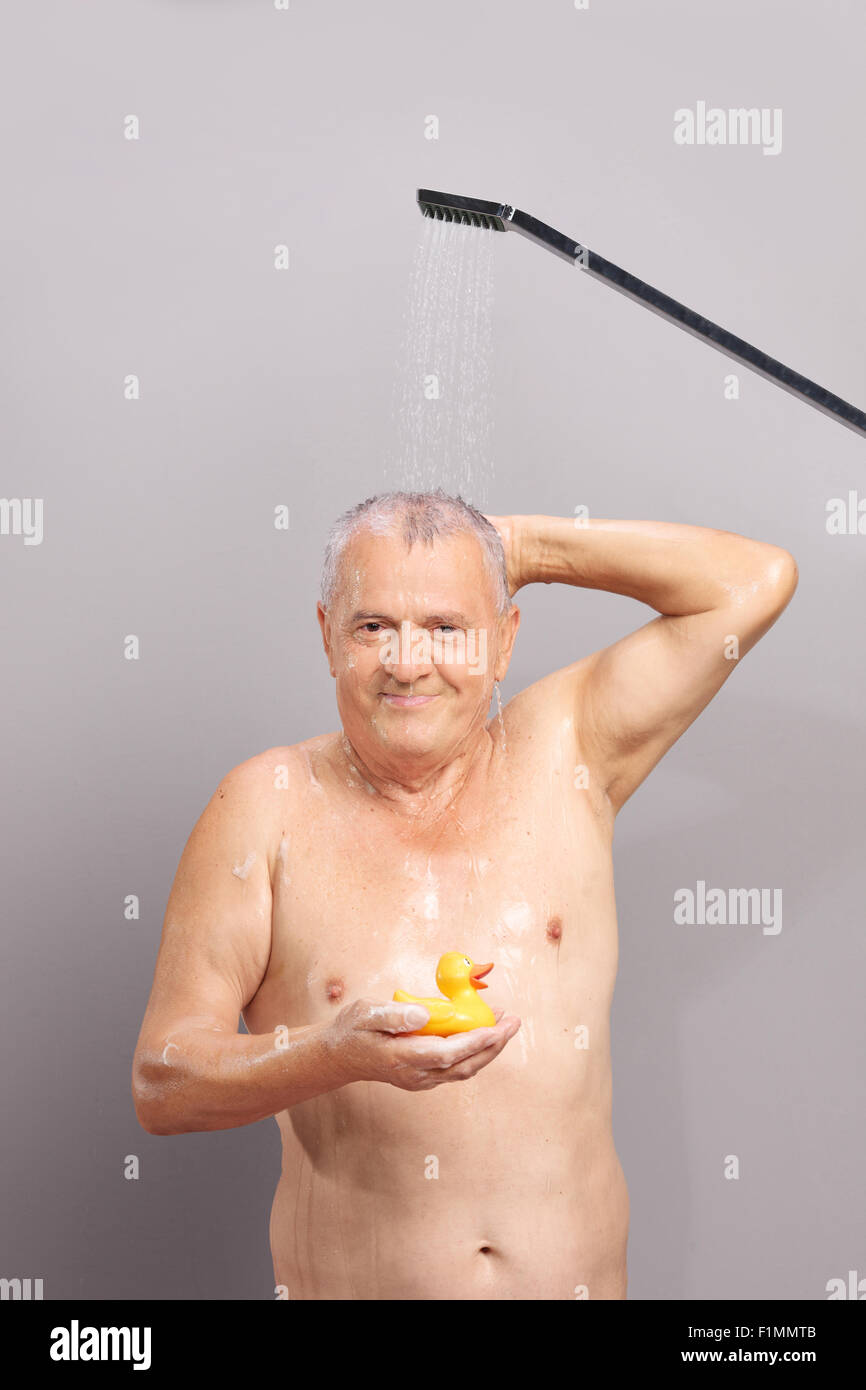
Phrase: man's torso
[{"left": 243, "top": 684, "right": 628, "bottom": 1299}]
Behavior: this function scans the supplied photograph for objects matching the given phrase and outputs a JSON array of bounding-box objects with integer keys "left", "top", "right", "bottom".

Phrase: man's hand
[
  {"left": 483, "top": 514, "right": 525, "bottom": 599},
  {"left": 324, "top": 998, "right": 521, "bottom": 1091}
]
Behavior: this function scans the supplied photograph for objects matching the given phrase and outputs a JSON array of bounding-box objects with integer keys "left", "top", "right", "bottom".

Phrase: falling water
[
  {"left": 385, "top": 215, "right": 497, "bottom": 503},
  {"left": 493, "top": 680, "right": 507, "bottom": 754}
]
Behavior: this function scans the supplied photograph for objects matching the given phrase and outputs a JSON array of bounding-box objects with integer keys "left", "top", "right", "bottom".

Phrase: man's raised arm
[{"left": 498, "top": 515, "right": 798, "bottom": 814}]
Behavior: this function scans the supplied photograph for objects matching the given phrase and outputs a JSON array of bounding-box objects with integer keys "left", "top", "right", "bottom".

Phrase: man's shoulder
[
  {"left": 208, "top": 738, "right": 339, "bottom": 877},
  {"left": 215, "top": 735, "right": 340, "bottom": 803}
]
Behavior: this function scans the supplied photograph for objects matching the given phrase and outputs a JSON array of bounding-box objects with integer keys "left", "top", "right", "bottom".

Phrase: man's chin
[{"left": 373, "top": 714, "right": 449, "bottom": 756}]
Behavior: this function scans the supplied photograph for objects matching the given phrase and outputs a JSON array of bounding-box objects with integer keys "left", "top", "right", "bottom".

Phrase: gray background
[{"left": 1, "top": 0, "right": 863, "bottom": 1300}]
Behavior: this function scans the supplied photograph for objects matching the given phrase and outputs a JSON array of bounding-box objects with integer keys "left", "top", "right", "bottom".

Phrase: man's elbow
[
  {"left": 765, "top": 547, "right": 799, "bottom": 607},
  {"left": 133, "top": 1097, "right": 173, "bottom": 1136},
  {"left": 134, "top": 1107, "right": 173, "bottom": 1137},
  {"left": 131, "top": 1053, "right": 179, "bottom": 1136},
  {"left": 721, "top": 543, "right": 798, "bottom": 615}
]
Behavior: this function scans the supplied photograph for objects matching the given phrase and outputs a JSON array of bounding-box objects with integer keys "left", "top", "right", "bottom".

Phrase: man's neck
[{"left": 336, "top": 725, "right": 494, "bottom": 821}]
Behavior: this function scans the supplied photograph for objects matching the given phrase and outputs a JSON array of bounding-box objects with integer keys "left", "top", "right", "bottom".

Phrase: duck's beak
[{"left": 469, "top": 962, "right": 494, "bottom": 990}]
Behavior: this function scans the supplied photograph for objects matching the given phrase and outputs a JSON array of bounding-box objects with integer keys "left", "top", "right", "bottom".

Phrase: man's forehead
[
  {"left": 346, "top": 572, "right": 482, "bottom": 617},
  {"left": 344, "top": 531, "right": 489, "bottom": 585},
  {"left": 346, "top": 527, "right": 484, "bottom": 567},
  {"left": 340, "top": 571, "right": 495, "bottom": 623}
]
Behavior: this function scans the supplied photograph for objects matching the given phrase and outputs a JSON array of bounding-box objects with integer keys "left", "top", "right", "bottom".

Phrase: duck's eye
[{"left": 464, "top": 957, "right": 471, "bottom": 966}]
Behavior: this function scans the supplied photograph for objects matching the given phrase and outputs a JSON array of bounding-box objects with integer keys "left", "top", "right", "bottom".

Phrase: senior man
[{"left": 132, "top": 490, "right": 797, "bottom": 1300}]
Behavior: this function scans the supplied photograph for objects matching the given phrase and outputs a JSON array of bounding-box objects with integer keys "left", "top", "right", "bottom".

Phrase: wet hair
[{"left": 320, "top": 489, "right": 510, "bottom": 616}]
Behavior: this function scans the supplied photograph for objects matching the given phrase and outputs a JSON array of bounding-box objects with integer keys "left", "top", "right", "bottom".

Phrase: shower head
[
  {"left": 416, "top": 186, "right": 866, "bottom": 438},
  {"left": 417, "top": 189, "right": 507, "bottom": 230},
  {"left": 417, "top": 188, "right": 579, "bottom": 264}
]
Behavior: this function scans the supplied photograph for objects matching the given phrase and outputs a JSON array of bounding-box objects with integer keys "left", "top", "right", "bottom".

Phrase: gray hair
[{"left": 320, "top": 489, "right": 510, "bottom": 616}]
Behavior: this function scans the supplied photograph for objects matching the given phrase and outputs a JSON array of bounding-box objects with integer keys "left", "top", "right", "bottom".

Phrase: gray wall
[{"left": 1, "top": 0, "right": 863, "bottom": 1300}]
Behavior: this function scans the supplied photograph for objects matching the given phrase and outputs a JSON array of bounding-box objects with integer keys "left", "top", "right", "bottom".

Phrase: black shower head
[
  {"left": 417, "top": 188, "right": 508, "bottom": 230},
  {"left": 415, "top": 186, "right": 866, "bottom": 437},
  {"left": 417, "top": 188, "right": 582, "bottom": 265}
]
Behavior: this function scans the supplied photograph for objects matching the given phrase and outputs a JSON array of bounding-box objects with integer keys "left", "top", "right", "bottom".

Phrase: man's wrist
[
  {"left": 313, "top": 1019, "right": 360, "bottom": 1089},
  {"left": 512, "top": 515, "right": 553, "bottom": 589}
]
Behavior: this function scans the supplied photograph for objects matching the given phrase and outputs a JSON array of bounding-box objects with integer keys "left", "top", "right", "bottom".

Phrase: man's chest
[{"left": 245, "top": 756, "right": 617, "bottom": 1031}]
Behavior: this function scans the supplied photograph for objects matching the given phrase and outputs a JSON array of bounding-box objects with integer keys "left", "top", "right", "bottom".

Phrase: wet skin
[
  {"left": 133, "top": 518, "right": 797, "bottom": 1299},
  {"left": 253, "top": 708, "right": 623, "bottom": 1300}
]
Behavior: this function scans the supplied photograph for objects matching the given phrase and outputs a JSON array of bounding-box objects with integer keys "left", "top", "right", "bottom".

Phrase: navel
[
  {"left": 546, "top": 916, "right": 563, "bottom": 943},
  {"left": 325, "top": 978, "right": 345, "bottom": 1003}
]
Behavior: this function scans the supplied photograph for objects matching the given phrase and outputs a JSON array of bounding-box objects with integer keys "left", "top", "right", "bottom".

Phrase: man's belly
[{"left": 269, "top": 1042, "right": 629, "bottom": 1300}]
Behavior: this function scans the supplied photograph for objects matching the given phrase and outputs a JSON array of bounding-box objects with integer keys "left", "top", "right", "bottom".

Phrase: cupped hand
[{"left": 326, "top": 998, "right": 522, "bottom": 1092}]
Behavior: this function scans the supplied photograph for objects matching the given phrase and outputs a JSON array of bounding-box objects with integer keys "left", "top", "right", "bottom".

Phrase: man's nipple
[
  {"left": 546, "top": 917, "right": 563, "bottom": 943},
  {"left": 325, "top": 978, "right": 345, "bottom": 1003}
]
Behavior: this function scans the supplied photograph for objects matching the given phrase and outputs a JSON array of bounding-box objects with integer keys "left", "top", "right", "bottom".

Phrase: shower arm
[{"left": 417, "top": 188, "right": 866, "bottom": 440}]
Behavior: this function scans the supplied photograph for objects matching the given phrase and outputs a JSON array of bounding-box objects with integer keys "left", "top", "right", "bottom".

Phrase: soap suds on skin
[
  {"left": 365, "top": 939, "right": 429, "bottom": 996},
  {"left": 720, "top": 576, "right": 764, "bottom": 607},
  {"left": 340, "top": 732, "right": 378, "bottom": 793},
  {"left": 496, "top": 943, "right": 524, "bottom": 985},
  {"left": 515, "top": 1018, "right": 533, "bottom": 1065},
  {"left": 303, "top": 749, "right": 322, "bottom": 790},
  {"left": 277, "top": 836, "right": 291, "bottom": 886},
  {"left": 232, "top": 852, "right": 256, "bottom": 880},
  {"left": 421, "top": 866, "right": 439, "bottom": 921},
  {"left": 492, "top": 901, "right": 533, "bottom": 942}
]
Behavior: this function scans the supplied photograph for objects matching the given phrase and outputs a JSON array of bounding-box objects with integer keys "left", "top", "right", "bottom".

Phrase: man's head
[{"left": 317, "top": 490, "right": 519, "bottom": 779}]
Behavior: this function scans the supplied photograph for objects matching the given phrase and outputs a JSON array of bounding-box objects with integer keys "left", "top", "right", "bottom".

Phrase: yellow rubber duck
[{"left": 393, "top": 952, "right": 496, "bottom": 1036}]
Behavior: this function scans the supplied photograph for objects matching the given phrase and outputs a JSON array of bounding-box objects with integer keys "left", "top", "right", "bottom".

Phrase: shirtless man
[{"left": 132, "top": 491, "right": 797, "bottom": 1300}]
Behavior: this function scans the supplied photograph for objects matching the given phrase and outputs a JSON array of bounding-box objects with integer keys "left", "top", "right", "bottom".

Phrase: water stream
[{"left": 385, "top": 215, "right": 497, "bottom": 505}]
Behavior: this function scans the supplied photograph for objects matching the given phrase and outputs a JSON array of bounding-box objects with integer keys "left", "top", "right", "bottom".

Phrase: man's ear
[
  {"left": 316, "top": 602, "right": 336, "bottom": 676},
  {"left": 493, "top": 605, "right": 520, "bottom": 682}
]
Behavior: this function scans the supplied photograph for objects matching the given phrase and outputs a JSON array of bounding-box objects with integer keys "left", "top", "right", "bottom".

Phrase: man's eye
[
  {"left": 360, "top": 623, "right": 384, "bottom": 633},
  {"left": 434, "top": 624, "right": 458, "bottom": 635}
]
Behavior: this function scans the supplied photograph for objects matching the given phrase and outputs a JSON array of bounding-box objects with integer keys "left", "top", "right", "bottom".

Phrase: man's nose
[{"left": 380, "top": 622, "right": 434, "bottom": 682}]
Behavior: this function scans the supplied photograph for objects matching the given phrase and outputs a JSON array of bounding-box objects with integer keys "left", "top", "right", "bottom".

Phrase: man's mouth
[{"left": 380, "top": 693, "right": 438, "bottom": 707}]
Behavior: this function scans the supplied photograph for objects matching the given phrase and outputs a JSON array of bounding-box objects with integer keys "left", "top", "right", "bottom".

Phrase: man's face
[{"left": 317, "top": 526, "right": 519, "bottom": 775}]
